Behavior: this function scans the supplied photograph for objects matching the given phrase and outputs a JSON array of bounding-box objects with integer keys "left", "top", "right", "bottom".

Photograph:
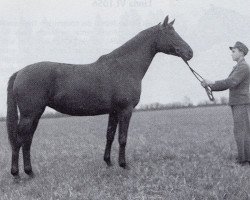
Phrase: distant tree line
[
  {"left": 0, "top": 96, "right": 228, "bottom": 121},
  {"left": 136, "top": 96, "right": 228, "bottom": 112}
]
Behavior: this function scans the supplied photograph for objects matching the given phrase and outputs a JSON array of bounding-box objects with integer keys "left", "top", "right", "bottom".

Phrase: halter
[{"left": 182, "top": 59, "right": 215, "bottom": 101}]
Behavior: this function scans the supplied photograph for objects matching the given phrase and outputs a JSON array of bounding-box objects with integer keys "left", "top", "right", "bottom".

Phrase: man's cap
[{"left": 229, "top": 41, "right": 248, "bottom": 56}]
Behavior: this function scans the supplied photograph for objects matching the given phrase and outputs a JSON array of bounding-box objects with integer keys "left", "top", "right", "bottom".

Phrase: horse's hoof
[
  {"left": 28, "top": 172, "right": 35, "bottom": 178},
  {"left": 24, "top": 168, "right": 34, "bottom": 177},
  {"left": 13, "top": 175, "right": 21, "bottom": 184},
  {"left": 11, "top": 169, "right": 19, "bottom": 177},
  {"left": 119, "top": 162, "right": 126, "bottom": 168},
  {"left": 104, "top": 158, "right": 112, "bottom": 166}
]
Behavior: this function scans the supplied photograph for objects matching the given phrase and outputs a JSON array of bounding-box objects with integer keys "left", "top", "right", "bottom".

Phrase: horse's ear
[
  {"left": 169, "top": 19, "right": 175, "bottom": 26},
  {"left": 162, "top": 15, "right": 169, "bottom": 27}
]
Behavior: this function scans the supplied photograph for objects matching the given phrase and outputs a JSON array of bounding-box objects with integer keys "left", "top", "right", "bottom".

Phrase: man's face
[{"left": 231, "top": 48, "right": 244, "bottom": 61}]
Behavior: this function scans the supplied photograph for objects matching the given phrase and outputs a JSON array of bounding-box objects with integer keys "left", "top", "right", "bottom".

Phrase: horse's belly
[{"left": 49, "top": 93, "right": 111, "bottom": 116}]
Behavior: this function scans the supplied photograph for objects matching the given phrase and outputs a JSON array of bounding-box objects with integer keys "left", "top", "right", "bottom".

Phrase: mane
[{"left": 97, "top": 25, "right": 159, "bottom": 61}]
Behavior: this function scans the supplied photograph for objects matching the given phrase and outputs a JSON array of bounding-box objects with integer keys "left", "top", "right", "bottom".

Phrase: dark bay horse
[{"left": 7, "top": 16, "right": 193, "bottom": 177}]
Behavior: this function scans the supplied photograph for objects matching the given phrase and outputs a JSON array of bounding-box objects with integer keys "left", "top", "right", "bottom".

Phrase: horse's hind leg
[
  {"left": 19, "top": 108, "right": 45, "bottom": 176},
  {"left": 11, "top": 116, "right": 30, "bottom": 177},
  {"left": 104, "top": 111, "right": 118, "bottom": 166},
  {"left": 11, "top": 138, "right": 22, "bottom": 177}
]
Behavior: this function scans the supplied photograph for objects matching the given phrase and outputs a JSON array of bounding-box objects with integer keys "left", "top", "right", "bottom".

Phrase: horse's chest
[{"left": 114, "top": 84, "right": 141, "bottom": 107}]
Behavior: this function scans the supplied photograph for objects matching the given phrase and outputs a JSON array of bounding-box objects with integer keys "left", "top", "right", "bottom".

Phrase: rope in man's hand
[{"left": 182, "top": 59, "right": 215, "bottom": 101}]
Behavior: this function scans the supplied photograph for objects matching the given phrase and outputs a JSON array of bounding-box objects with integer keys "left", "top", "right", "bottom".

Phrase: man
[{"left": 201, "top": 41, "right": 250, "bottom": 165}]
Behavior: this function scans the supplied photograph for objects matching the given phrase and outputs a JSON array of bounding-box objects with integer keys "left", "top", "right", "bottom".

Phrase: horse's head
[{"left": 155, "top": 16, "right": 193, "bottom": 61}]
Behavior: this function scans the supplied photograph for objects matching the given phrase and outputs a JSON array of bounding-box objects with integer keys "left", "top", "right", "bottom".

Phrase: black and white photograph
[{"left": 0, "top": 0, "right": 250, "bottom": 199}]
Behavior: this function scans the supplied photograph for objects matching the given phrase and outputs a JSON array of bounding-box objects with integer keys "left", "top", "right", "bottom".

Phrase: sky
[{"left": 0, "top": 0, "right": 250, "bottom": 116}]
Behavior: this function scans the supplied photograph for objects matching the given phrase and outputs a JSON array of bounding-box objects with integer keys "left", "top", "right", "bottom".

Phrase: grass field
[{"left": 0, "top": 106, "right": 250, "bottom": 200}]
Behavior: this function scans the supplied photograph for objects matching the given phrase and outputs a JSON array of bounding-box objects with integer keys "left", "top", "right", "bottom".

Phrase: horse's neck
[
  {"left": 104, "top": 27, "right": 158, "bottom": 80},
  {"left": 120, "top": 38, "right": 156, "bottom": 80}
]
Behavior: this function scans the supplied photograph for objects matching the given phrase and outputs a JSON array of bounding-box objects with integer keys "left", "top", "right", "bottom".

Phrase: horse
[{"left": 6, "top": 15, "right": 193, "bottom": 177}]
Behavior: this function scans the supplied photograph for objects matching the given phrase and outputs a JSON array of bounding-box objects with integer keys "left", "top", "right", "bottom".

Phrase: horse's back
[
  {"left": 49, "top": 61, "right": 115, "bottom": 115},
  {"left": 14, "top": 62, "right": 56, "bottom": 91},
  {"left": 14, "top": 61, "right": 86, "bottom": 91},
  {"left": 13, "top": 61, "right": 112, "bottom": 115},
  {"left": 13, "top": 60, "right": 141, "bottom": 116}
]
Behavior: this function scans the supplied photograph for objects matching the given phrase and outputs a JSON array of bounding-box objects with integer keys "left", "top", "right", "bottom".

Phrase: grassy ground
[{"left": 0, "top": 106, "right": 250, "bottom": 200}]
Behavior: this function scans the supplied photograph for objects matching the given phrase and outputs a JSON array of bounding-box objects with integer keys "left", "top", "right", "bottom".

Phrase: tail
[{"left": 6, "top": 72, "right": 18, "bottom": 147}]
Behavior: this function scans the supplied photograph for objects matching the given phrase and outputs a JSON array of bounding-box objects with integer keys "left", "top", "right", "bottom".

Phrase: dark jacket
[{"left": 209, "top": 59, "right": 250, "bottom": 105}]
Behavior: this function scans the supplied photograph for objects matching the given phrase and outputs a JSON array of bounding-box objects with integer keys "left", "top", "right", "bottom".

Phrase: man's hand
[{"left": 201, "top": 79, "right": 215, "bottom": 88}]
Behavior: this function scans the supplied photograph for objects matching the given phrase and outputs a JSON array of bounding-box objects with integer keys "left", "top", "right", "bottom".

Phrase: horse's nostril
[{"left": 176, "top": 49, "right": 180, "bottom": 54}]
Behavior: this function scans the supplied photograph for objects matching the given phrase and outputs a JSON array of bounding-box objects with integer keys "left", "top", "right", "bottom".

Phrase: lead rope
[{"left": 182, "top": 59, "right": 215, "bottom": 101}]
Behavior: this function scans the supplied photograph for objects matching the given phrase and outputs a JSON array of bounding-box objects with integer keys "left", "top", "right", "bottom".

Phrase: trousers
[{"left": 231, "top": 104, "right": 250, "bottom": 162}]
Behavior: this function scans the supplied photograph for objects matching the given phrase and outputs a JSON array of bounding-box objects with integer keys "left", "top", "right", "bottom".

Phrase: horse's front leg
[
  {"left": 104, "top": 111, "right": 118, "bottom": 166},
  {"left": 118, "top": 106, "right": 133, "bottom": 168}
]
